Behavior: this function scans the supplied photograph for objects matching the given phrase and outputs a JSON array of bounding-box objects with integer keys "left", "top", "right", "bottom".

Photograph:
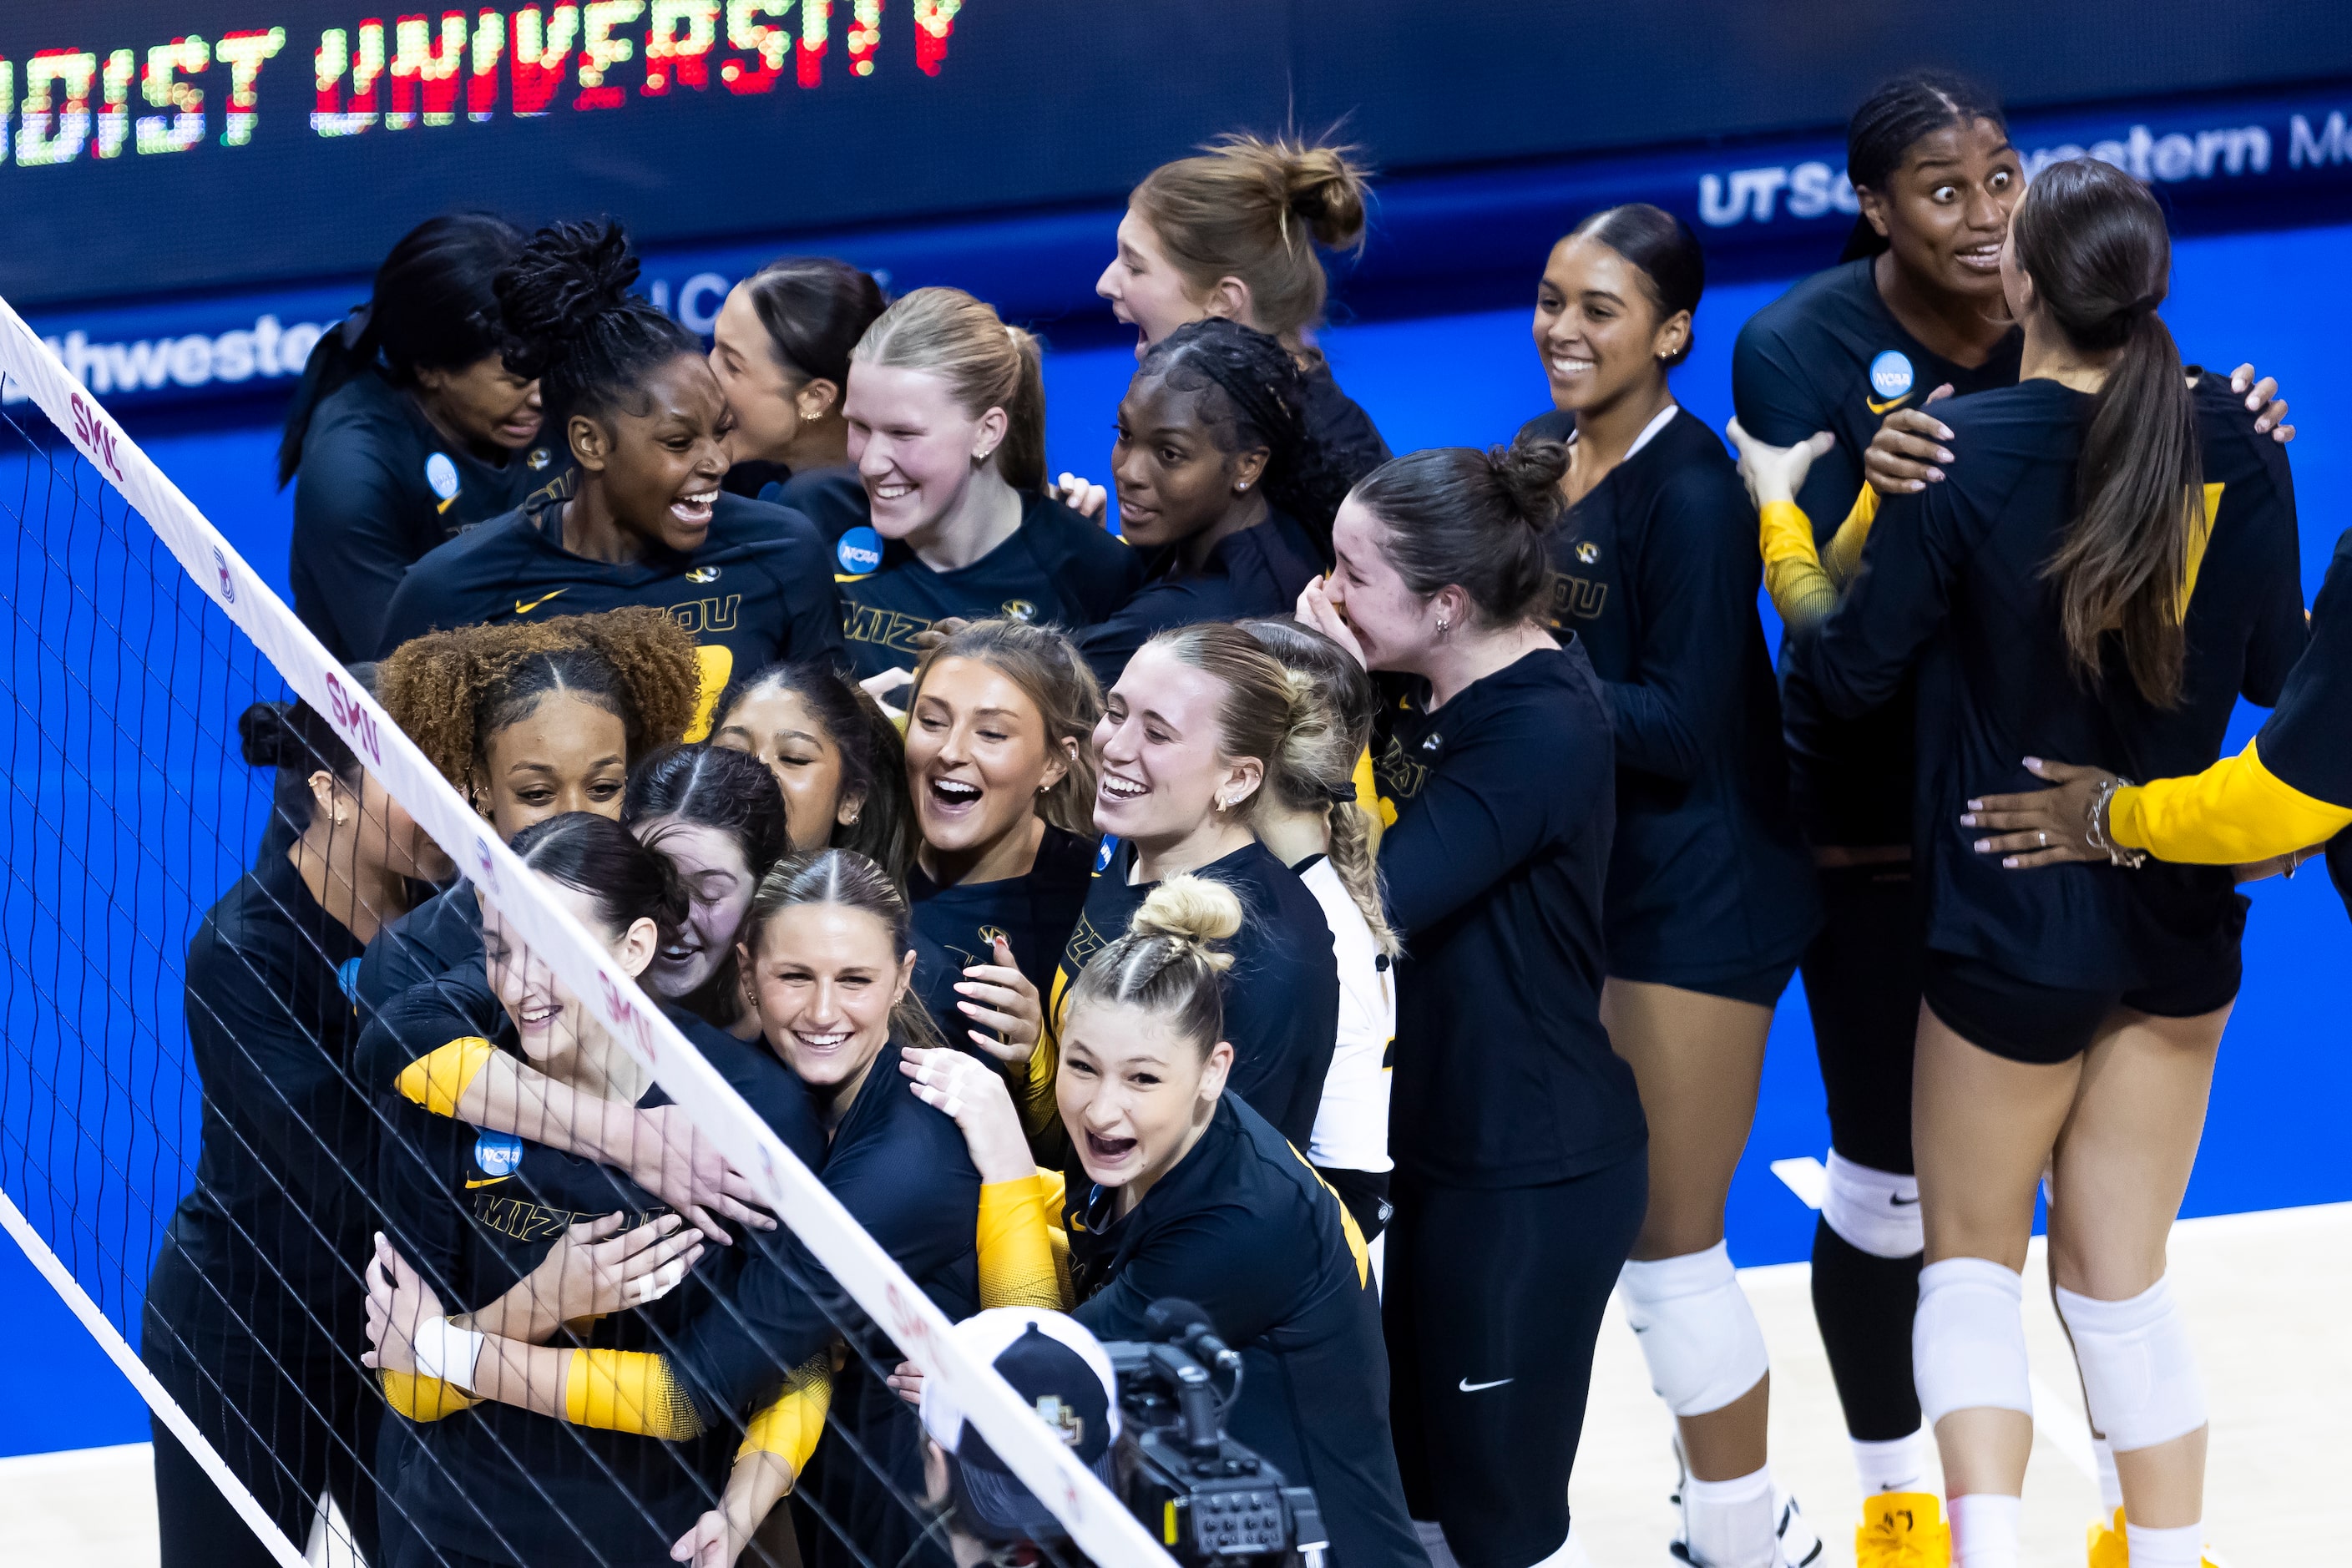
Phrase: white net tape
[{"left": 0, "top": 288, "right": 1171, "bottom": 1568}]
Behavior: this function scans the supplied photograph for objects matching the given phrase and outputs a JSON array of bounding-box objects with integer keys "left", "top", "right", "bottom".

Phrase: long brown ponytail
[{"left": 2012, "top": 157, "right": 2203, "bottom": 707}]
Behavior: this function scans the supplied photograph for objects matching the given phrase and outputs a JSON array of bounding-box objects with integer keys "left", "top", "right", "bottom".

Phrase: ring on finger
[{"left": 2038, "top": 830, "right": 2048, "bottom": 847}]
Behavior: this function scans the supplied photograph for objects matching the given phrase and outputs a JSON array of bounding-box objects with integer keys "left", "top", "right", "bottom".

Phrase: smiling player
[{"left": 377, "top": 220, "right": 843, "bottom": 738}]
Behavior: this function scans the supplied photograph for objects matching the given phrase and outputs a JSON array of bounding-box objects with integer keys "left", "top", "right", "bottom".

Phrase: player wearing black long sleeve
[
  {"left": 901, "top": 872, "right": 1424, "bottom": 1568},
  {"left": 1797, "top": 379, "right": 2302, "bottom": 1024},
  {"left": 282, "top": 215, "right": 560, "bottom": 662},
  {"left": 144, "top": 692, "right": 451, "bottom": 1568},
  {"left": 1302, "top": 444, "right": 1645, "bottom": 1568},
  {"left": 1075, "top": 318, "right": 1353, "bottom": 690},
  {"left": 1790, "top": 159, "right": 2298, "bottom": 1568},
  {"left": 376, "top": 220, "right": 843, "bottom": 738},
  {"left": 1522, "top": 205, "right": 1821, "bottom": 1568}
]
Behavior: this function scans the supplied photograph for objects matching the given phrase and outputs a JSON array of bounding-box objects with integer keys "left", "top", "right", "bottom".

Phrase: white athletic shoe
[{"left": 1777, "top": 1493, "right": 1825, "bottom": 1568}]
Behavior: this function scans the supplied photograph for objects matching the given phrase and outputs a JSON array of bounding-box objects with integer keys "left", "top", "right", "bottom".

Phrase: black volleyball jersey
[
  {"left": 374, "top": 977, "right": 825, "bottom": 1566},
  {"left": 1074, "top": 507, "right": 1326, "bottom": 690},
  {"left": 2254, "top": 524, "right": 2352, "bottom": 806},
  {"left": 1520, "top": 407, "right": 1817, "bottom": 986},
  {"left": 1051, "top": 837, "right": 1339, "bottom": 1152},
  {"left": 908, "top": 826, "right": 1097, "bottom": 1048},
  {"left": 1067, "top": 1094, "right": 1423, "bottom": 1568},
  {"left": 291, "top": 367, "right": 564, "bottom": 662},
  {"left": 1798, "top": 376, "right": 2305, "bottom": 993},
  {"left": 787, "top": 469, "right": 1146, "bottom": 680},
  {"left": 1732, "top": 258, "right": 2026, "bottom": 847},
  {"left": 376, "top": 472, "right": 847, "bottom": 737},
  {"left": 1374, "top": 642, "right": 1646, "bottom": 1187},
  {"left": 164, "top": 848, "right": 372, "bottom": 1321}
]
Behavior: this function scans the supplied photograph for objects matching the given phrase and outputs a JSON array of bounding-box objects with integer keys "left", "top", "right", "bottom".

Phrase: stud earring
[{"left": 1435, "top": 615, "right": 1452, "bottom": 635}]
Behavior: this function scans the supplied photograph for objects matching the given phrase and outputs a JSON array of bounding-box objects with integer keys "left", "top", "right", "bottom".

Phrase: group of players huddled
[{"left": 143, "top": 63, "right": 2350, "bottom": 1568}]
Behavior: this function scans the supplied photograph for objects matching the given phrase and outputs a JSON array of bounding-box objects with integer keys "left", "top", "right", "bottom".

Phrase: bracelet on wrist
[{"left": 2084, "top": 777, "right": 2148, "bottom": 869}]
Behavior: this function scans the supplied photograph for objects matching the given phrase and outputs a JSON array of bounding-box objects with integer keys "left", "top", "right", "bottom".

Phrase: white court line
[
  {"left": 1771, "top": 1155, "right": 1830, "bottom": 1209},
  {"left": 0, "top": 1190, "right": 307, "bottom": 1568}
]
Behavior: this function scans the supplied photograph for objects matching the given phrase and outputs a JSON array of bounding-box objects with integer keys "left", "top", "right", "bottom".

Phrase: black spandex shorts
[
  {"left": 1613, "top": 961, "right": 1799, "bottom": 1009},
  {"left": 1920, "top": 949, "right": 2241, "bottom": 1065}
]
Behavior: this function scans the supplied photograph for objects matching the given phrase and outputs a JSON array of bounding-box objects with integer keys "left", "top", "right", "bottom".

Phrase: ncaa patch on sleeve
[{"left": 424, "top": 452, "right": 461, "bottom": 501}]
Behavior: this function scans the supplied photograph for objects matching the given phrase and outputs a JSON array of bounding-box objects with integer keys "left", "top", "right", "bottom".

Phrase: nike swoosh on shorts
[{"left": 1457, "top": 1377, "right": 1513, "bottom": 1393}]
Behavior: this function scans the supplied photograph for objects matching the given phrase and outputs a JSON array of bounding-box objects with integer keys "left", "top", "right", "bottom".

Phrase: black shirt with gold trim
[
  {"left": 1795, "top": 376, "right": 2304, "bottom": 993},
  {"left": 375, "top": 471, "right": 846, "bottom": 736},
  {"left": 908, "top": 824, "right": 1096, "bottom": 1051},
  {"left": 1051, "top": 836, "right": 1339, "bottom": 1152},
  {"left": 1066, "top": 1093, "right": 1423, "bottom": 1568},
  {"left": 784, "top": 469, "right": 1145, "bottom": 681},
  {"left": 1520, "top": 407, "right": 1816, "bottom": 989},
  {"left": 1375, "top": 642, "right": 1643, "bottom": 1188}
]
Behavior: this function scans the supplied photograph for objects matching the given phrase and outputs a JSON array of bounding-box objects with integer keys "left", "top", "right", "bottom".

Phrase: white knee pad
[
  {"left": 1616, "top": 1242, "right": 1769, "bottom": 1417},
  {"left": 2056, "top": 1276, "right": 2208, "bottom": 1452},
  {"left": 1913, "top": 1257, "right": 2031, "bottom": 1426},
  {"left": 1822, "top": 1151, "right": 1925, "bottom": 1260}
]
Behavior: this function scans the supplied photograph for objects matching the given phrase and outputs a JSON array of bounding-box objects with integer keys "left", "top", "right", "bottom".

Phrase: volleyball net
[{"left": 0, "top": 293, "right": 1165, "bottom": 1568}]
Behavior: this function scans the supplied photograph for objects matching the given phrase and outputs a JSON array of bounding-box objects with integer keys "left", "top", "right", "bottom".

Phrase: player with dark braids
[
  {"left": 1077, "top": 316, "right": 1356, "bottom": 688},
  {"left": 377, "top": 219, "right": 843, "bottom": 739}
]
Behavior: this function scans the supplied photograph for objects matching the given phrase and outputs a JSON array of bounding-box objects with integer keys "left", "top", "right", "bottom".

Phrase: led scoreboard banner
[{"left": 5, "top": 3, "right": 2352, "bottom": 417}]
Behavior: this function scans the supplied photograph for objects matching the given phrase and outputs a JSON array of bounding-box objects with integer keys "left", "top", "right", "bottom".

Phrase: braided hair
[
  {"left": 1136, "top": 316, "right": 1351, "bottom": 554},
  {"left": 496, "top": 218, "right": 702, "bottom": 431},
  {"left": 1840, "top": 71, "right": 2008, "bottom": 263},
  {"left": 1066, "top": 875, "right": 1242, "bottom": 1059}
]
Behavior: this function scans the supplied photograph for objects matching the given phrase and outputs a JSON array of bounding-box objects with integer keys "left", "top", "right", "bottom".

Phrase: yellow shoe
[
  {"left": 2086, "top": 1510, "right": 2128, "bottom": 1568},
  {"left": 1855, "top": 1491, "right": 1950, "bottom": 1568},
  {"left": 2086, "top": 1507, "right": 2231, "bottom": 1568}
]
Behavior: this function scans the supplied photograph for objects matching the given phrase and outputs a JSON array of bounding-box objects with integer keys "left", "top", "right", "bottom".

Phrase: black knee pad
[{"left": 1808, "top": 1217, "right": 1924, "bottom": 1442}]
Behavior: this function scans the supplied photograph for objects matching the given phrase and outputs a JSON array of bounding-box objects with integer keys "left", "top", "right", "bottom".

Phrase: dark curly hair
[
  {"left": 713, "top": 661, "right": 914, "bottom": 880},
  {"left": 377, "top": 608, "right": 702, "bottom": 793},
  {"left": 496, "top": 218, "right": 702, "bottom": 430},
  {"left": 1135, "top": 317, "right": 1352, "bottom": 557}
]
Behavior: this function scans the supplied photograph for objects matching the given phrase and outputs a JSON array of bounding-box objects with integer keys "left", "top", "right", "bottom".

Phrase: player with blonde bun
[{"left": 898, "top": 872, "right": 1423, "bottom": 1568}]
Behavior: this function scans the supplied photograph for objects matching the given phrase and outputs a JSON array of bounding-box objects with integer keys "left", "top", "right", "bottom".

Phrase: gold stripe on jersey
[
  {"left": 1287, "top": 1144, "right": 1372, "bottom": 1288},
  {"left": 2110, "top": 736, "right": 2352, "bottom": 865},
  {"left": 397, "top": 1036, "right": 497, "bottom": 1117},
  {"left": 685, "top": 643, "right": 733, "bottom": 742},
  {"left": 2178, "top": 482, "right": 2224, "bottom": 620}
]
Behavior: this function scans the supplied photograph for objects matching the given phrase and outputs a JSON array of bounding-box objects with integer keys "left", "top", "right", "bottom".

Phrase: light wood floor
[{"left": 7, "top": 1202, "right": 2343, "bottom": 1567}]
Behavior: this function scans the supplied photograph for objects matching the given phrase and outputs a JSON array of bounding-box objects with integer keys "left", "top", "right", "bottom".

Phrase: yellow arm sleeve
[
  {"left": 2109, "top": 739, "right": 2352, "bottom": 865},
  {"left": 735, "top": 1353, "right": 834, "bottom": 1474},
  {"left": 561, "top": 1349, "right": 706, "bottom": 1439},
  {"left": 379, "top": 1369, "right": 478, "bottom": 1422},
  {"left": 395, "top": 1036, "right": 497, "bottom": 1117},
  {"left": 976, "top": 1171, "right": 1072, "bottom": 1310},
  {"left": 1822, "top": 483, "right": 1880, "bottom": 584},
  {"left": 1759, "top": 499, "right": 1838, "bottom": 632}
]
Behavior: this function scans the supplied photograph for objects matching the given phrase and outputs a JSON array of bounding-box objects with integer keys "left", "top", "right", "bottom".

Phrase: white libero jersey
[{"left": 1301, "top": 855, "right": 1394, "bottom": 1174}]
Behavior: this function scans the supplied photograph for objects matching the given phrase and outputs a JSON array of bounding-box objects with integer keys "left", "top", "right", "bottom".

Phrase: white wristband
[{"left": 411, "top": 1316, "right": 488, "bottom": 1393}]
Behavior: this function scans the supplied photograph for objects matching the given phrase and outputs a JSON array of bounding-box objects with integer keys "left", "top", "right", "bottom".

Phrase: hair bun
[
  {"left": 237, "top": 701, "right": 300, "bottom": 768},
  {"left": 496, "top": 218, "right": 641, "bottom": 382},
  {"left": 1130, "top": 875, "right": 1242, "bottom": 972},
  {"left": 1490, "top": 438, "right": 1569, "bottom": 530},
  {"left": 1281, "top": 142, "right": 1369, "bottom": 251}
]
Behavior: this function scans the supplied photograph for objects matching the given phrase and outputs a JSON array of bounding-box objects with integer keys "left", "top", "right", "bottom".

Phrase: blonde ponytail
[{"left": 851, "top": 286, "right": 1048, "bottom": 492}]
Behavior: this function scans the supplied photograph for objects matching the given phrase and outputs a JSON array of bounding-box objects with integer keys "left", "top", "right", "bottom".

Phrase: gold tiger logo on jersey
[
  {"left": 685, "top": 566, "right": 722, "bottom": 584},
  {"left": 1000, "top": 599, "right": 1039, "bottom": 623}
]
